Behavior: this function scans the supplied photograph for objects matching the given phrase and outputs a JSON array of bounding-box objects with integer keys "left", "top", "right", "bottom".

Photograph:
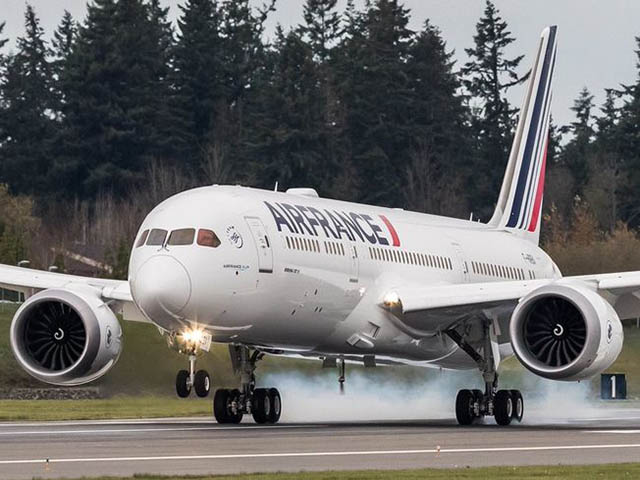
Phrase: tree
[
  {"left": 244, "top": 28, "right": 326, "bottom": 189},
  {"left": 615, "top": 37, "right": 640, "bottom": 226},
  {"left": 462, "top": 0, "right": 526, "bottom": 219},
  {"left": 301, "top": 0, "right": 341, "bottom": 63},
  {"left": 561, "top": 87, "right": 595, "bottom": 191},
  {"left": 53, "top": 0, "right": 176, "bottom": 198},
  {"left": 404, "top": 21, "right": 471, "bottom": 216},
  {"left": 50, "top": 11, "right": 77, "bottom": 118},
  {"left": 335, "top": 0, "right": 415, "bottom": 207},
  {"left": 0, "top": 20, "right": 8, "bottom": 55},
  {"left": 172, "top": 0, "right": 224, "bottom": 168},
  {"left": 583, "top": 90, "right": 624, "bottom": 232},
  {"left": 0, "top": 5, "right": 54, "bottom": 195},
  {"left": 0, "top": 184, "right": 40, "bottom": 265}
]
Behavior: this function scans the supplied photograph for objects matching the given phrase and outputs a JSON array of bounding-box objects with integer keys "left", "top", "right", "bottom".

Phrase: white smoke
[{"left": 262, "top": 366, "right": 612, "bottom": 425}]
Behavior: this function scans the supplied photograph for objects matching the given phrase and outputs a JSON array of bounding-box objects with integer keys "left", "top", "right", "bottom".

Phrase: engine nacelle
[
  {"left": 10, "top": 287, "right": 123, "bottom": 386},
  {"left": 510, "top": 283, "right": 623, "bottom": 381}
]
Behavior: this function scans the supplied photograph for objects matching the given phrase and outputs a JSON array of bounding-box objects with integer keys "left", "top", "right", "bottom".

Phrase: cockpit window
[
  {"left": 135, "top": 230, "right": 149, "bottom": 247},
  {"left": 168, "top": 228, "right": 195, "bottom": 246},
  {"left": 146, "top": 228, "right": 168, "bottom": 246},
  {"left": 197, "top": 229, "right": 221, "bottom": 248}
]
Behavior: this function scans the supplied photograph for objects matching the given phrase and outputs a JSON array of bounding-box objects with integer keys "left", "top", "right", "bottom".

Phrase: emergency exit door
[{"left": 245, "top": 217, "right": 273, "bottom": 273}]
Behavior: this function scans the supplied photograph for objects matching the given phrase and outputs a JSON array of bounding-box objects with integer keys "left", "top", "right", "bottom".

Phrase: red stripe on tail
[
  {"left": 527, "top": 137, "right": 549, "bottom": 232},
  {"left": 379, "top": 215, "right": 400, "bottom": 247}
]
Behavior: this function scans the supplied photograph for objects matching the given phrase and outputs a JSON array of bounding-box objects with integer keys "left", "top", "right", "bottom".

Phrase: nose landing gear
[
  {"left": 213, "top": 345, "right": 282, "bottom": 424},
  {"left": 175, "top": 354, "right": 211, "bottom": 398}
]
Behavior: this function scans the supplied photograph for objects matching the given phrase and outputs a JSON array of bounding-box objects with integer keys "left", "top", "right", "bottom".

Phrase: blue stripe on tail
[{"left": 507, "top": 26, "right": 557, "bottom": 228}]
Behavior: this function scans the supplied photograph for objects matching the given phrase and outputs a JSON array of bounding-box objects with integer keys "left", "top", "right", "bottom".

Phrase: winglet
[{"left": 488, "top": 26, "right": 558, "bottom": 245}]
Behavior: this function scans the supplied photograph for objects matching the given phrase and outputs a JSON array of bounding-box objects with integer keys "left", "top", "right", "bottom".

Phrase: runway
[{"left": 2, "top": 409, "right": 640, "bottom": 479}]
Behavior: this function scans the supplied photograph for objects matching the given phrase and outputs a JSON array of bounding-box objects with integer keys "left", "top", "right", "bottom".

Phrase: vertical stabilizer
[{"left": 488, "top": 26, "right": 558, "bottom": 245}]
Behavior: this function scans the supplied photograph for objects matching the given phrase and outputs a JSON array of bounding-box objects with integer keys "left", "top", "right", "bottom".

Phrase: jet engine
[
  {"left": 9, "top": 287, "right": 122, "bottom": 386},
  {"left": 509, "top": 283, "right": 623, "bottom": 381}
]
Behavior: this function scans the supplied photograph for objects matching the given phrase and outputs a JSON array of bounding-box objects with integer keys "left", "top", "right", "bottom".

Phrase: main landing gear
[
  {"left": 213, "top": 345, "right": 282, "bottom": 424},
  {"left": 454, "top": 382, "right": 524, "bottom": 426},
  {"left": 446, "top": 319, "right": 524, "bottom": 426},
  {"left": 176, "top": 354, "right": 211, "bottom": 398}
]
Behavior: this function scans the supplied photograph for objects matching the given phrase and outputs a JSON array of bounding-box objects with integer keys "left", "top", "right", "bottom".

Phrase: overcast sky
[{"left": 2, "top": 0, "right": 640, "bottom": 128}]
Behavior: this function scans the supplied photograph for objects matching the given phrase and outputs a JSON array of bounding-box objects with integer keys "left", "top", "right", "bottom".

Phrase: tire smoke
[{"left": 263, "top": 365, "right": 609, "bottom": 424}]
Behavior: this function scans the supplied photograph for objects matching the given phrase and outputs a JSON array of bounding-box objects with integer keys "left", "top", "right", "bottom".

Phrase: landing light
[
  {"left": 383, "top": 291, "right": 401, "bottom": 309},
  {"left": 181, "top": 328, "right": 204, "bottom": 345}
]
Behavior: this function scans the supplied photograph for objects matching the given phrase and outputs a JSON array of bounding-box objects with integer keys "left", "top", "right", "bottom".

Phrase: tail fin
[{"left": 489, "top": 26, "right": 558, "bottom": 245}]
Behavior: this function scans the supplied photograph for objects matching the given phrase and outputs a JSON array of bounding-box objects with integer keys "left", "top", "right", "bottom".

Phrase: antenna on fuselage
[{"left": 274, "top": 181, "right": 279, "bottom": 192}]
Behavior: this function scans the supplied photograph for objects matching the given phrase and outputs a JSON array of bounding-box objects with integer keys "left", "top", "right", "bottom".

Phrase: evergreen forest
[{"left": 1, "top": 0, "right": 640, "bottom": 278}]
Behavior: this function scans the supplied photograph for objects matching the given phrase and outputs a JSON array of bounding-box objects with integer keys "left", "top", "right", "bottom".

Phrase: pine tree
[
  {"left": 561, "top": 87, "right": 595, "bottom": 192},
  {"left": 301, "top": 0, "right": 341, "bottom": 63},
  {"left": 0, "top": 5, "right": 54, "bottom": 195},
  {"left": 50, "top": 11, "right": 77, "bottom": 118},
  {"left": 462, "top": 0, "right": 526, "bottom": 219},
  {"left": 335, "top": 0, "right": 415, "bottom": 206},
  {"left": 54, "top": 0, "right": 176, "bottom": 198},
  {"left": 0, "top": 21, "right": 8, "bottom": 54},
  {"left": 172, "top": 0, "right": 224, "bottom": 166},
  {"left": 404, "top": 21, "right": 471, "bottom": 216},
  {"left": 615, "top": 37, "right": 640, "bottom": 225},
  {"left": 244, "top": 28, "right": 324, "bottom": 189}
]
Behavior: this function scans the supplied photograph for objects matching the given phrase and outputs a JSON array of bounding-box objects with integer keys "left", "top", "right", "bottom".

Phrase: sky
[{"left": 2, "top": 0, "right": 640, "bottom": 129}]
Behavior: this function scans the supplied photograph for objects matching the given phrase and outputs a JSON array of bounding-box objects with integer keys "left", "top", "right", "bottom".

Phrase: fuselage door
[
  {"left": 245, "top": 217, "right": 273, "bottom": 273},
  {"left": 349, "top": 243, "right": 359, "bottom": 284},
  {"left": 450, "top": 242, "right": 469, "bottom": 283}
]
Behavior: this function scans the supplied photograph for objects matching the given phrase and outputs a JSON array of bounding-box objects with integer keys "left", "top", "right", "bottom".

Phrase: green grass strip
[{"left": 40, "top": 463, "right": 640, "bottom": 479}]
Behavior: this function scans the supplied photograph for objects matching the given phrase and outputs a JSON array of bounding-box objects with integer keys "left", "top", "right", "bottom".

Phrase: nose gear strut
[{"left": 175, "top": 339, "right": 210, "bottom": 399}]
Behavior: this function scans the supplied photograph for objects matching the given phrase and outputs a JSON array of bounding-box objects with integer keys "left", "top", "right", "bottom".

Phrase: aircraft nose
[{"left": 132, "top": 255, "right": 192, "bottom": 322}]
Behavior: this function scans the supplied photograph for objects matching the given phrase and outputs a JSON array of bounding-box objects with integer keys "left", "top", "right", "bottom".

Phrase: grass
[
  {"left": 0, "top": 395, "right": 212, "bottom": 421},
  {"left": 30, "top": 464, "right": 640, "bottom": 479}
]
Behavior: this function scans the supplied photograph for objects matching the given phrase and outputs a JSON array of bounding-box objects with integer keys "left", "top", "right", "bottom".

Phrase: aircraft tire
[
  {"left": 494, "top": 390, "right": 513, "bottom": 426},
  {"left": 252, "top": 388, "right": 270, "bottom": 424},
  {"left": 176, "top": 369, "right": 191, "bottom": 398},
  {"left": 228, "top": 389, "right": 243, "bottom": 424},
  {"left": 455, "top": 389, "right": 475, "bottom": 426},
  {"left": 194, "top": 370, "right": 210, "bottom": 398},
  {"left": 510, "top": 390, "right": 524, "bottom": 422},
  {"left": 268, "top": 388, "right": 281, "bottom": 424},
  {"left": 213, "top": 389, "right": 231, "bottom": 423}
]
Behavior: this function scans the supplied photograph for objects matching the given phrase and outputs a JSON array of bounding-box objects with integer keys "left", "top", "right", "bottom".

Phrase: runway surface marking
[
  {"left": 585, "top": 430, "right": 640, "bottom": 434},
  {"left": 0, "top": 424, "right": 322, "bottom": 436},
  {"left": 2, "top": 443, "right": 640, "bottom": 465}
]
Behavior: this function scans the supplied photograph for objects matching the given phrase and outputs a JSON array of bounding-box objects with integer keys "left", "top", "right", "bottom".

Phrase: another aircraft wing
[
  {"left": 0, "top": 264, "right": 147, "bottom": 322},
  {"left": 386, "top": 271, "right": 640, "bottom": 333}
]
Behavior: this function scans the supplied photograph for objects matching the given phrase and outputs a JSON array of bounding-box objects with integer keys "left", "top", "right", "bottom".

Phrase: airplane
[{"left": 0, "top": 26, "right": 632, "bottom": 426}]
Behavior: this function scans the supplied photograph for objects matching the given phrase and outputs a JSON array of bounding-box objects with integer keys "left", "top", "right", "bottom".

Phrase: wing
[
  {"left": 386, "top": 271, "right": 640, "bottom": 334},
  {"left": 0, "top": 264, "right": 147, "bottom": 322}
]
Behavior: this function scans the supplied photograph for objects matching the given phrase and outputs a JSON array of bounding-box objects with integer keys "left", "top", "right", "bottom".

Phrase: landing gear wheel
[
  {"left": 194, "top": 370, "right": 210, "bottom": 398},
  {"left": 455, "top": 389, "right": 475, "bottom": 426},
  {"left": 228, "top": 389, "right": 243, "bottom": 424},
  {"left": 510, "top": 390, "right": 524, "bottom": 423},
  {"left": 252, "top": 388, "right": 271, "bottom": 424},
  {"left": 268, "top": 388, "right": 281, "bottom": 424},
  {"left": 176, "top": 369, "right": 191, "bottom": 398},
  {"left": 213, "top": 389, "right": 231, "bottom": 423},
  {"left": 494, "top": 390, "right": 513, "bottom": 426},
  {"left": 471, "top": 389, "right": 484, "bottom": 422}
]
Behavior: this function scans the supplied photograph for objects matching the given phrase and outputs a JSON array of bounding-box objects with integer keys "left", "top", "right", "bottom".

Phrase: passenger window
[
  {"left": 136, "top": 230, "right": 149, "bottom": 248},
  {"left": 197, "top": 229, "right": 221, "bottom": 248},
  {"left": 168, "top": 228, "right": 195, "bottom": 246},
  {"left": 147, "top": 228, "right": 168, "bottom": 246}
]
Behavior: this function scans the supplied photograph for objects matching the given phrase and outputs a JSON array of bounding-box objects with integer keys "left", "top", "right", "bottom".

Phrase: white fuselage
[{"left": 128, "top": 185, "right": 559, "bottom": 369}]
